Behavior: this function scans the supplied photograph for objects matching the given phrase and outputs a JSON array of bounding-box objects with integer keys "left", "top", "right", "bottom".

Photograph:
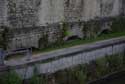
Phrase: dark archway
[
  {"left": 38, "top": 36, "right": 48, "bottom": 49},
  {"left": 98, "top": 28, "right": 111, "bottom": 36},
  {"left": 64, "top": 35, "right": 81, "bottom": 41}
]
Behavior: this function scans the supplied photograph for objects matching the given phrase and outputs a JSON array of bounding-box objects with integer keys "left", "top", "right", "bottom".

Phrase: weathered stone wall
[
  {"left": 38, "top": 0, "right": 64, "bottom": 25},
  {"left": 64, "top": 0, "right": 84, "bottom": 22},
  {"left": 122, "top": 0, "right": 125, "bottom": 15},
  {"left": 100, "top": 0, "right": 121, "bottom": 17},
  {"left": 7, "top": 24, "right": 63, "bottom": 50},
  {"left": 0, "top": 0, "right": 124, "bottom": 50},
  {"left": 6, "top": 0, "right": 39, "bottom": 28},
  {"left": 1, "top": 0, "right": 123, "bottom": 27},
  {"left": 38, "top": 0, "right": 122, "bottom": 23},
  {"left": 7, "top": 27, "right": 43, "bottom": 50},
  {"left": 0, "top": 0, "right": 8, "bottom": 26},
  {"left": 5, "top": 17, "right": 124, "bottom": 50}
]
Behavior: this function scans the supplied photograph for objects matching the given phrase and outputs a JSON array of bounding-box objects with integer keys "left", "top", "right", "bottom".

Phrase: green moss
[
  {"left": 62, "top": 22, "right": 70, "bottom": 37},
  {"left": 33, "top": 31, "right": 125, "bottom": 54}
]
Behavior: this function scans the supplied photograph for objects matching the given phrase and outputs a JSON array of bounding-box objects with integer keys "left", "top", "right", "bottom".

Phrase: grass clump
[{"left": 0, "top": 71, "right": 22, "bottom": 84}]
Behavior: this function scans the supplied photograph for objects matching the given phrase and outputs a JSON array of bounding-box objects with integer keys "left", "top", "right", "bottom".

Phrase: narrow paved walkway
[{"left": 5, "top": 36, "right": 125, "bottom": 66}]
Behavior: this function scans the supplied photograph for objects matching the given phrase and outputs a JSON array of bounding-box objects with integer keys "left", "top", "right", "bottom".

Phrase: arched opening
[
  {"left": 98, "top": 29, "right": 111, "bottom": 36},
  {"left": 64, "top": 35, "right": 81, "bottom": 41},
  {"left": 38, "top": 36, "right": 48, "bottom": 49},
  {"left": 101, "top": 29, "right": 110, "bottom": 34}
]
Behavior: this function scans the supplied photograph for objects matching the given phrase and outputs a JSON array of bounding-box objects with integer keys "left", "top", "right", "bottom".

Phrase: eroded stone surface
[{"left": 0, "top": 0, "right": 124, "bottom": 50}]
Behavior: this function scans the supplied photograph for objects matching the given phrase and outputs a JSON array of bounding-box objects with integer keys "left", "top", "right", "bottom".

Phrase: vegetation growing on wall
[
  {"left": 42, "top": 17, "right": 125, "bottom": 50},
  {"left": 2, "top": 17, "right": 125, "bottom": 51},
  {"left": 62, "top": 22, "right": 70, "bottom": 37}
]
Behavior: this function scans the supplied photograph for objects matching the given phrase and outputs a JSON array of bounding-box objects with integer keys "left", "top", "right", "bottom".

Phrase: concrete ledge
[
  {"left": 2, "top": 36, "right": 125, "bottom": 79},
  {"left": 5, "top": 36, "right": 125, "bottom": 68}
]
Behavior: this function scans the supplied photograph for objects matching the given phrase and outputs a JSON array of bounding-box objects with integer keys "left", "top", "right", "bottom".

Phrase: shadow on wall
[{"left": 38, "top": 34, "right": 49, "bottom": 49}]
